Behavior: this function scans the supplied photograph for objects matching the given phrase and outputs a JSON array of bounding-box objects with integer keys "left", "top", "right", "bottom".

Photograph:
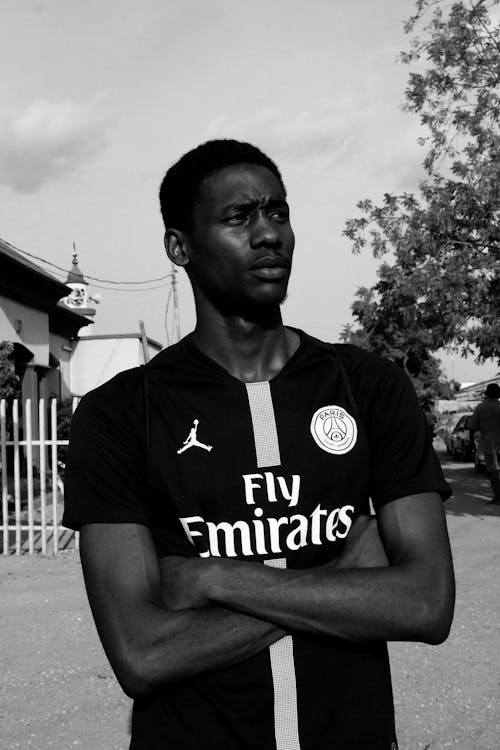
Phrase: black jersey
[{"left": 63, "top": 330, "right": 450, "bottom": 750}]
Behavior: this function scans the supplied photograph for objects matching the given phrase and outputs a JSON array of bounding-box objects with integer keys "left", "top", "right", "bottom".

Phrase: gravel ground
[{"left": 1, "top": 447, "right": 499, "bottom": 749}]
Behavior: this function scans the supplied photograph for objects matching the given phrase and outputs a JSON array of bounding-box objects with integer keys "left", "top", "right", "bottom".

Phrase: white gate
[{"left": 0, "top": 397, "right": 79, "bottom": 555}]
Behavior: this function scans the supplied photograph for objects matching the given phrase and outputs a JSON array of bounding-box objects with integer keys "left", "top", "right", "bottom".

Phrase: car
[
  {"left": 450, "top": 413, "right": 475, "bottom": 461},
  {"left": 441, "top": 412, "right": 469, "bottom": 455}
]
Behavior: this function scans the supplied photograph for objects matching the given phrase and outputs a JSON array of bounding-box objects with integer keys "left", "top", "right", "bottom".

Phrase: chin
[
  {"left": 253, "top": 282, "right": 289, "bottom": 306},
  {"left": 250, "top": 293, "right": 288, "bottom": 311},
  {"left": 227, "top": 295, "right": 285, "bottom": 321},
  {"left": 213, "top": 282, "right": 290, "bottom": 317}
]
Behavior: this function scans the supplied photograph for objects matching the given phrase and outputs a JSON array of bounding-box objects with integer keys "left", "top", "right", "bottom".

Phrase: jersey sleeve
[
  {"left": 353, "top": 351, "right": 451, "bottom": 508},
  {"left": 62, "top": 371, "right": 150, "bottom": 530}
]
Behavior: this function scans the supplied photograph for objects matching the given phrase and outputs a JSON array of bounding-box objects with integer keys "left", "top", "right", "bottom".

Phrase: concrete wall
[
  {"left": 0, "top": 295, "right": 49, "bottom": 366},
  {"left": 49, "top": 332, "right": 74, "bottom": 400},
  {"left": 70, "top": 337, "right": 149, "bottom": 397}
]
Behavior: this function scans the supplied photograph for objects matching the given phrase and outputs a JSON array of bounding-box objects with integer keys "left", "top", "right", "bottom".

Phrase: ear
[{"left": 164, "top": 229, "right": 190, "bottom": 267}]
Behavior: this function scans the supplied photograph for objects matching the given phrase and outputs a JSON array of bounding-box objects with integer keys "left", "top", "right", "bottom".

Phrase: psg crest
[{"left": 310, "top": 405, "right": 357, "bottom": 455}]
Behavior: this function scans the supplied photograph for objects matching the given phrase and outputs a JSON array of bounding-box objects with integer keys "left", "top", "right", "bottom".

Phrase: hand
[
  {"left": 335, "top": 515, "right": 388, "bottom": 570},
  {"left": 159, "top": 555, "right": 218, "bottom": 611}
]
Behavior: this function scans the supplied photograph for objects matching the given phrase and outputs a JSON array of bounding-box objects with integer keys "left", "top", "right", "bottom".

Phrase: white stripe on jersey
[
  {"left": 245, "top": 382, "right": 301, "bottom": 750},
  {"left": 264, "top": 557, "right": 301, "bottom": 750},
  {"left": 245, "top": 382, "right": 281, "bottom": 468}
]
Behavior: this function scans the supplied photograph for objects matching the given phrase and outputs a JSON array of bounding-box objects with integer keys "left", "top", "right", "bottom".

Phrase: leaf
[{"left": 343, "top": 0, "right": 500, "bottom": 400}]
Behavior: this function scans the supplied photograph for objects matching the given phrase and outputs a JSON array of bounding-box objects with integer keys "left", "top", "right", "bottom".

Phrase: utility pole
[
  {"left": 171, "top": 265, "right": 181, "bottom": 343},
  {"left": 139, "top": 319, "right": 150, "bottom": 363},
  {"left": 165, "top": 265, "right": 181, "bottom": 346}
]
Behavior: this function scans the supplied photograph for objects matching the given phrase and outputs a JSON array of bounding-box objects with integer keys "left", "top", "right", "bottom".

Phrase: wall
[
  {"left": 48, "top": 331, "right": 74, "bottom": 400},
  {"left": 70, "top": 337, "right": 144, "bottom": 396},
  {"left": 0, "top": 295, "right": 49, "bottom": 366}
]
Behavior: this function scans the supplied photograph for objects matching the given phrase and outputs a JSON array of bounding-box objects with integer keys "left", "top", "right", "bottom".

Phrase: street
[{"left": 1, "top": 446, "right": 499, "bottom": 750}]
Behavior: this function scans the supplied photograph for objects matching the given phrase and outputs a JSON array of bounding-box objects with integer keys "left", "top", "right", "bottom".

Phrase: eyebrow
[{"left": 222, "top": 197, "right": 289, "bottom": 212}]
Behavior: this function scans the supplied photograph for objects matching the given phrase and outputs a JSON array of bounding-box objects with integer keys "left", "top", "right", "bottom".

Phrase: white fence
[{"left": 0, "top": 398, "right": 79, "bottom": 555}]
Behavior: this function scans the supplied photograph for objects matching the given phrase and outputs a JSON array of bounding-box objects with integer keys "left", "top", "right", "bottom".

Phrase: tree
[
  {"left": 343, "top": 0, "right": 500, "bottom": 397},
  {"left": 0, "top": 341, "right": 19, "bottom": 400}
]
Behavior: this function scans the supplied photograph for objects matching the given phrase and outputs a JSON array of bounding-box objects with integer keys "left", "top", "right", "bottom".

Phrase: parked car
[
  {"left": 441, "top": 412, "right": 469, "bottom": 455},
  {"left": 450, "top": 413, "right": 475, "bottom": 460}
]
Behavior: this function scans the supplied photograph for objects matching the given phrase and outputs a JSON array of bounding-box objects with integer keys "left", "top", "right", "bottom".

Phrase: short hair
[{"left": 159, "top": 139, "right": 286, "bottom": 233}]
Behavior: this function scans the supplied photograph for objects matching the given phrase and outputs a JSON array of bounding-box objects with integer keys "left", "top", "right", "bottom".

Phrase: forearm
[
  {"left": 79, "top": 523, "right": 286, "bottom": 699},
  {"left": 208, "top": 559, "right": 447, "bottom": 643},
  {"left": 201, "top": 495, "right": 455, "bottom": 645},
  {"left": 134, "top": 602, "right": 286, "bottom": 693},
  {"left": 158, "top": 498, "right": 454, "bottom": 651}
]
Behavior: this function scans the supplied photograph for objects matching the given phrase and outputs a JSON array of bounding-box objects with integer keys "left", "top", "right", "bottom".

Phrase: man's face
[{"left": 184, "top": 163, "right": 295, "bottom": 313}]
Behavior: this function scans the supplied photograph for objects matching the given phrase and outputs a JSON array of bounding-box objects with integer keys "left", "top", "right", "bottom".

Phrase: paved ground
[
  {"left": 390, "top": 449, "right": 500, "bottom": 749},
  {"left": 1, "top": 446, "right": 499, "bottom": 749}
]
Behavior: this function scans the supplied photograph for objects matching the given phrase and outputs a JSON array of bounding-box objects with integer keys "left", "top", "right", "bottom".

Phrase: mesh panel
[
  {"left": 245, "top": 382, "right": 281, "bottom": 468},
  {"left": 265, "top": 557, "right": 301, "bottom": 750},
  {"left": 246, "top": 383, "right": 301, "bottom": 749}
]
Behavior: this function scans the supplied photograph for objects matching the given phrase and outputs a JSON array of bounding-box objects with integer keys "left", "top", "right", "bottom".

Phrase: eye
[
  {"left": 225, "top": 211, "right": 248, "bottom": 225},
  {"left": 269, "top": 206, "right": 289, "bottom": 222}
]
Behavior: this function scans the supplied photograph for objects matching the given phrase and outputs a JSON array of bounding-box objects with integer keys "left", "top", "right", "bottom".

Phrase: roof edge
[{"left": 77, "top": 333, "right": 163, "bottom": 349}]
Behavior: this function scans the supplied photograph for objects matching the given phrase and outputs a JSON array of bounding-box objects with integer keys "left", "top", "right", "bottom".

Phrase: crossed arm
[{"left": 80, "top": 492, "right": 455, "bottom": 698}]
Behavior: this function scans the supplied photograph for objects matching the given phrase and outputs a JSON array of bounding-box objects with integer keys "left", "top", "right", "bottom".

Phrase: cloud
[
  {"left": 369, "top": 122, "right": 428, "bottom": 192},
  {"left": 487, "top": 3, "right": 500, "bottom": 25},
  {"left": 204, "top": 104, "right": 432, "bottom": 196},
  {"left": 205, "top": 105, "right": 369, "bottom": 167},
  {"left": 0, "top": 98, "right": 110, "bottom": 193}
]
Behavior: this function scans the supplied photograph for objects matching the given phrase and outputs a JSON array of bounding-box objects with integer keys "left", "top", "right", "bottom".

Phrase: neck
[{"left": 191, "top": 303, "right": 299, "bottom": 382}]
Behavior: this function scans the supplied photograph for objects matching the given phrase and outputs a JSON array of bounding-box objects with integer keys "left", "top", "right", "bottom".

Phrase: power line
[
  {"left": 3, "top": 237, "right": 181, "bottom": 332},
  {"left": 6, "top": 240, "right": 174, "bottom": 285},
  {"left": 33, "top": 262, "right": 173, "bottom": 292},
  {"left": 90, "top": 281, "right": 172, "bottom": 292}
]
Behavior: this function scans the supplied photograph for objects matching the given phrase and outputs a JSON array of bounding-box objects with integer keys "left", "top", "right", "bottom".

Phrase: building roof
[
  {"left": 0, "top": 237, "right": 68, "bottom": 287},
  {"left": 0, "top": 237, "right": 90, "bottom": 333},
  {"left": 457, "top": 373, "right": 500, "bottom": 401},
  {"left": 77, "top": 332, "right": 163, "bottom": 350}
]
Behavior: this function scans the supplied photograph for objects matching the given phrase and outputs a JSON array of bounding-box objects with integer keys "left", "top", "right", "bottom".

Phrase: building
[
  {"left": 58, "top": 251, "right": 163, "bottom": 395},
  {"left": 70, "top": 333, "right": 162, "bottom": 396},
  {"left": 0, "top": 238, "right": 93, "bottom": 404},
  {"left": 456, "top": 374, "right": 500, "bottom": 402},
  {"left": 2, "top": 238, "right": 166, "bottom": 403}
]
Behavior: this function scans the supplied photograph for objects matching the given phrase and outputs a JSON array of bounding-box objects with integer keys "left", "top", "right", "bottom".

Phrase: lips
[{"left": 250, "top": 255, "right": 291, "bottom": 271}]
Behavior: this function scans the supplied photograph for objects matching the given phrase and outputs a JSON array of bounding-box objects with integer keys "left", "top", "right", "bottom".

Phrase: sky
[{"left": 0, "top": 0, "right": 498, "bottom": 383}]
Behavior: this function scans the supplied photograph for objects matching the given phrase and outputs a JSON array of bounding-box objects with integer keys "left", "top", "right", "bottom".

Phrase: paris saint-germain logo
[{"left": 310, "top": 405, "right": 357, "bottom": 455}]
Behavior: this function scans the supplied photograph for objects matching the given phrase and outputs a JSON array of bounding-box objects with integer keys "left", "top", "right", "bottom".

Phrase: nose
[{"left": 250, "top": 211, "right": 282, "bottom": 249}]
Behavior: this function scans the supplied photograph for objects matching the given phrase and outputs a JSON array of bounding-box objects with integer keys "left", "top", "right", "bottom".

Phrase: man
[
  {"left": 470, "top": 383, "right": 500, "bottom": 504},
  {"left": 63, "top": 139, "right": 455, "bottom": 750}
]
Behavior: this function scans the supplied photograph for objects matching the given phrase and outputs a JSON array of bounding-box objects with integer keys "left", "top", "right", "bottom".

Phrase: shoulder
[
  {"left": 144, "top": 335, "right": 192, "bottom": 374},
  {"left": 75, "top": 336, "right": 192, "bottom": 423},
  {"left": 471, "top": 400, "right": 491, "bottom": 418},
  {"left": 76, "top": 366, "right": 144, "bottom": 418},
  {"left": 300, "top": 331, "right": 394, "bottom": 371},
  {"left": 332, "top": 343, "right": 395, "bottom": 374},
  {"left": 71, "top": 366, "right": 150, "bottom": 445},
  {"left": 318, "top": 339, "right": 408, "bottom": 391},
  {"left": 297, "top": 331, "right": 408, "bottom": 392}
]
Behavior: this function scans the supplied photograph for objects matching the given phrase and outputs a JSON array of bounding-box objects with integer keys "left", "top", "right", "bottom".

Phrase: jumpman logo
[{"left": 177, "top": 419, "right": 213, "bottom": 454}]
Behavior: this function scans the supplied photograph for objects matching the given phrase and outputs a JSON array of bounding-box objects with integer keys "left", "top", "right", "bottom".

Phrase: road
[{"left": 1, "top": 446, "right": 499, "bottom": 749}]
